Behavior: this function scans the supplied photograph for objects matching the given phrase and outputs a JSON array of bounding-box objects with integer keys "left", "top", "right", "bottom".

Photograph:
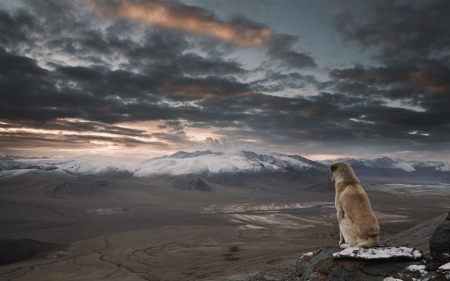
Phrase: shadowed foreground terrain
[{"left": 0, "top": 171, "right": 449, "bottom": 280}]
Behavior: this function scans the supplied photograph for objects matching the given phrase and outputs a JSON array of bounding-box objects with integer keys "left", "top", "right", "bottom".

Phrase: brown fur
[{"left": 330, "top": 162, "right": 379, "bottom": 248}]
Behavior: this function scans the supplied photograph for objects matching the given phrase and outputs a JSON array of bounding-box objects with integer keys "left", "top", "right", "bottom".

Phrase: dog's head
[
  {"left": 329, "top": 163, "right": 338, "bottom": 183},
  {"left": 329, "top": 162, "right": 358, "bottom": 184}
]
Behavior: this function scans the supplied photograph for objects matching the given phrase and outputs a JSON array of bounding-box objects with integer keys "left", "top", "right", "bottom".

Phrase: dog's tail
[{"left": 355, "top": 235, "right": 379, "bottom": 248}]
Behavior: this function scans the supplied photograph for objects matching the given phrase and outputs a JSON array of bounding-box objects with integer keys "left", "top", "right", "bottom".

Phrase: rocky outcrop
[
  {"left": 293, "top": 243, "right": 450, "bottom": 281},
  {"left": 437, "top": 262, "right": 450, "bottom": 280},
  {"left": 290, "top": 211, "right": 450, "bottom": 281},
  {"left": 244, "top": 212, "right": 450, "bottom": 281},
  {"left": 430, "top": 211, "right": 450, "bottom": 263},
  {"left": 0, "top": 239, "right": 66, "bottom": 265},
  {"left": 175, "top": 177, "right": 212, "bottom": 191},
  {"left": 381, "top": 212, "right": 447, "bottom": 257},
  {"left": 187, "top": 178, "right": 212, "bottom": 191},
  {"left": 295, "top": 245, "right": 429, "bottom": 281},
  {"left": 250, "top": 246, "right": 427, "bottom": 281}
]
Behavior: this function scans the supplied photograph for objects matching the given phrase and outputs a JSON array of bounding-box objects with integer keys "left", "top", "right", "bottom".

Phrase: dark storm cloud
[
  {"left": 57, "top": 65, "right": 105, "bottom": 81},
  {"left": 251, "top": 71, "right": 318, "bottom": 93},
  {"left": 0, "top": 49, "right": 105, "bottom": 122},
  {"left": 0, "top": 118, "right": 147, "bottom": 136},
  {"left": 0, "top": 9, "right": 33, "bottom": 48},
  {"left": 325, "top": 0, "right": 450, "bottom": 151},
  {"left": 331, "top": 0, "right": 450, "bottom": 104},
  {"left": 0, "top": 130, "right": 169, "bottom": 150},
  {"left": 193, "top": 89, "right": 450, "bottom": 152},
  {"left": 161, "top": 76, "right": 251, "bottom": 99},
  {"left": 90, "top": 0, "right": 315, "bottom": 69},
  {"left": 1, "top": 0, "right": 449, "bottom": 158},
  {"left": 0, "top": 2, "right": 251, "bottom": 125},
  {"left": 0, "top": 43, "right": 250, "bottom": 128},
  {"left": 328, "top": 62, "right": 450, "bottom": 113},
  {"left": 334, "top": 0, "right": 450, "bottom": 64},
  {"left": 166, "top": 54, "right": 245, "bottom": 76},
  {"left": 265, "top": 33, "right": 317, "bottom": 69},
  {"left": 0, "top": 47, "right": 46, "bottom": 76}
]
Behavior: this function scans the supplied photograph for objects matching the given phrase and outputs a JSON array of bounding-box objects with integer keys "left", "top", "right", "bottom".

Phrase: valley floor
[{"left": 0, "top": 174, "right": 449, "bottom": 280}]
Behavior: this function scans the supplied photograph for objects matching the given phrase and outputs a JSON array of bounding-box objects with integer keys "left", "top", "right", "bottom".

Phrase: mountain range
[{"left": 0, "top": 150, "right": 449, "bottom": 179}]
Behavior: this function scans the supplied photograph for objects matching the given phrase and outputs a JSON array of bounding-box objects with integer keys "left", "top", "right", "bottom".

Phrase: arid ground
[{"left": 1, "top": 172, "right": 449, "bottom": 280}]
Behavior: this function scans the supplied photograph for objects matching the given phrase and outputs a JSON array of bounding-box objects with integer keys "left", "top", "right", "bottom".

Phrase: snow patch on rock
[
  {"left": 406, "top": 264, "right": 426, "bottom": 273},
  {"left": 332, "top": 246, "right": 422, "bottom": 260},
  {"left": 440, "top": 262, "right": 450, "bottom": 271},
  {"left": 383, "top": 278, "right": 403, "bottom": 281}
]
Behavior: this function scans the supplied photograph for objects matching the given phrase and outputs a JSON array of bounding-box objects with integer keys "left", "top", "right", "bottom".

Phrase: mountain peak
[
  {"left": 134, "top": 150, "right": 326, "bottom": 177},
  {"left": 167, "top": 150, "right": 218, "bottom": 159}
]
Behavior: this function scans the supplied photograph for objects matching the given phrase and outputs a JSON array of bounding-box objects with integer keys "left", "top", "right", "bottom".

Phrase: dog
[{"left": 330, "top": 162, "right": 379, "bottom": 248}]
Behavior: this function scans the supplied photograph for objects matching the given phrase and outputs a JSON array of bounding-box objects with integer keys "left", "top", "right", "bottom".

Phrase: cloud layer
[
  {"left": 0, "top": 0, "right": 449, "bottom": 160},
  {"left": 91, "top": 0, "right": 271, "bottom": 46}
]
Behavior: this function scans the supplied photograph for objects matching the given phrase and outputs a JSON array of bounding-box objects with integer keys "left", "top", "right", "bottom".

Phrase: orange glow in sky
[{"left": 91, "top": 0, "right": 271, "bottom": 46}]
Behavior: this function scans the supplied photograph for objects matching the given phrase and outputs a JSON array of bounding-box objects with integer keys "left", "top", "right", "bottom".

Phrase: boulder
[
  {"left": 430, "top": 211, "right": 450, "bottom": 263},
  {"left": 295, "top": 245, "right": 428, "bottom": 281},
  {"left": 433, "top": 262, "right": 450, "bottom": 281}
]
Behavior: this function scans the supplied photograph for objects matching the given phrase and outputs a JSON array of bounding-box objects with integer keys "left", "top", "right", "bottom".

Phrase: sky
[{"left": 0, "top": 0, "right": 449, "bottom": 163}]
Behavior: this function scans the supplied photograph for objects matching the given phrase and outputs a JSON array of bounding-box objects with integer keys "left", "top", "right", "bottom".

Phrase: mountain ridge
[{"left": 0, "top": 151, "right": 449, "bottom": 178}]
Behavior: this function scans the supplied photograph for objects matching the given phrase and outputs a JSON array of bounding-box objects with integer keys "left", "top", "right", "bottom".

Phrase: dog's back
[{"left": 331, "top": 162, "right": 379, "bottom": 248}]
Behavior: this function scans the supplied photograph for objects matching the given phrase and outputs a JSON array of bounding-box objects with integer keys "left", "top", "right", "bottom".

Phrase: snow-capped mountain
[
  {"left": 320, "top": 157, "right": 449, "bottom": 176},
  {"left": 0, "top": 151, "right": 448, "bottom": 179},
  {"left": 320, "top": 157, "right": 416, "bottom": 172},
  {"left": 134, "top": 150, "right": 326, "bottom": 177},
  {"left": 51, "top": 159, "right": 134, "bottom": 176},
  {"left": 0, "top": 150, "right": 326, "bottom": 178},
  {"left": 0, "top": 158, "right": 134, "bottom": 178}
]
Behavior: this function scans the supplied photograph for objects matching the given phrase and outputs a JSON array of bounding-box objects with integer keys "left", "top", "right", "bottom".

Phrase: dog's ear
[{"left": 330, "top": 163, "right": 338, "bottom": 172}]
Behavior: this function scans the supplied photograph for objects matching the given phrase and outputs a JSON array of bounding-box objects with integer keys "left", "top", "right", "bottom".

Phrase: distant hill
[
  {"left": 320, "top": 157, "right": 450, "bottom": 179},
  {"left": 0, "top": 239, "right": 65, "bottom": 266}
]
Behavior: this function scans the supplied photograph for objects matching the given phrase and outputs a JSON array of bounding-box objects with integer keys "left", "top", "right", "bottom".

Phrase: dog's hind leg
[{"left": 354, "top": 238, "right": 378, "bottom": 248}]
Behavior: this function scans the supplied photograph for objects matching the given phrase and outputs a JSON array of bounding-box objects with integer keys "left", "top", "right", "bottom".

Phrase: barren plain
[{"left": 1, "top": 171, "right": 449, "bottom": 280}]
